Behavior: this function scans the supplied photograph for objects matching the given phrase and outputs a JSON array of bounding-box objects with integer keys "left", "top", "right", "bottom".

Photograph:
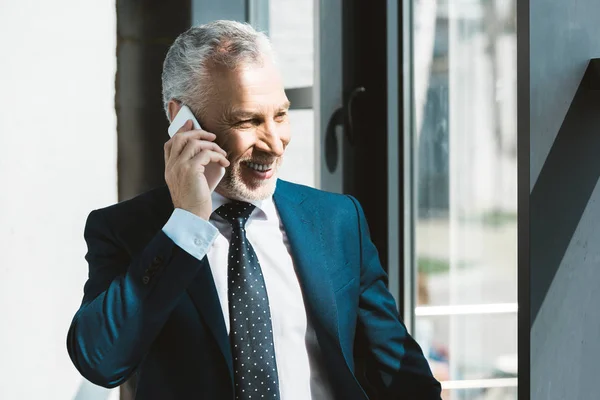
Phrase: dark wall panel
[
  {"left": 116, "top": 0, "right": 192, "bottom": 201},
  {"left": 342, "top": 0, "right": 389, "bottom": 271}
]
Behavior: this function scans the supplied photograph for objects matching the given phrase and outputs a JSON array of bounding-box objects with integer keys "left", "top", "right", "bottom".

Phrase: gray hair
[{"left": 161, "top": 20, "right": 275, "bottom": 121}]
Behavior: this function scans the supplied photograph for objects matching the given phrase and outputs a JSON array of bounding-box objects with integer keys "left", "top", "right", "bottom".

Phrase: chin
[{"left": 217, "top": 169, "right": 278, "bottom": 202}]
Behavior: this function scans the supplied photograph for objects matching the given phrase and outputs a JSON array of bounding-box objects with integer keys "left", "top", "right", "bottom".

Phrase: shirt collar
[{"left": 210, "top": 190, "right": 277, "bottom": 221}]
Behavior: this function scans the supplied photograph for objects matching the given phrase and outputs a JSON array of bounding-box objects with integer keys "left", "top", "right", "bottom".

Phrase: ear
[{"left": 167, "top": 100, "right": 183, "bottom": 122}]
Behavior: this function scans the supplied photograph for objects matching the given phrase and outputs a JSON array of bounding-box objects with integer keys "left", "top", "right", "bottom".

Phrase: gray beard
[{"left": 215, "top": 160, "right": 281, "bottom": 201}]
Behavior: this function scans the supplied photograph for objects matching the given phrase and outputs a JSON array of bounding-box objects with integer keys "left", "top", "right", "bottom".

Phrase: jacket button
[
  {"left": 152, "top": 255, "right": 163, "bottom": 265},
  {"left": 142, "top": 275, "right": 150, "bottom": 285}
]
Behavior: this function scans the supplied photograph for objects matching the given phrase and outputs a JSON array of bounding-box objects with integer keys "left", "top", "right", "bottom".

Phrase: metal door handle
[{"left": 345, "top": 86, "right": 366, "bottom": 146}]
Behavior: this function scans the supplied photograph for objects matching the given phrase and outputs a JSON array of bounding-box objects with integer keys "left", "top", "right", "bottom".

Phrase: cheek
[{"left": 223, "top": 134, "right": 254, "bottom": 159}]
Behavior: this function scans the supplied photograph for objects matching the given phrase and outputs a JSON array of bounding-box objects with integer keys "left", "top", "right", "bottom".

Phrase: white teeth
[{"left": 246, "top": 162, "right": 272, "bottom": 172}]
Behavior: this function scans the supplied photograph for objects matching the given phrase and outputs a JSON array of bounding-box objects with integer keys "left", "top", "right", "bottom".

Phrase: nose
[{"left": 257, "top": 120, "right": 287, "bottom": 157}]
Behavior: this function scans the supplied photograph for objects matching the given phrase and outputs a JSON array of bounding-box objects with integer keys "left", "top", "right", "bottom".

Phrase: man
[{"left": 67, "top": 20, "right": 441, "bottom": 400}]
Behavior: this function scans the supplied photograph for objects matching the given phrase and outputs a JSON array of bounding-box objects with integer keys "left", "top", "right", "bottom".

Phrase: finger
[
  {"left": 164, "top": 119, "right": 189, "bottom": 165},
  {"left": 174, "top": 131, "right": 225, "bottom": 159},
  {"left": 193, "top": 150, "right": 230, "bottom": 168},
  {"left": 169, "top": 129, "right": 217, "bottom": 159},
  {"left": 164, "top": 134, "right": 177, "bottom": 161},
  {"left": 189, "top": 149, "right": 231, "bottom": 169},
  {"left": 180, "top": 139, "right": 228, "bottom": 161}
]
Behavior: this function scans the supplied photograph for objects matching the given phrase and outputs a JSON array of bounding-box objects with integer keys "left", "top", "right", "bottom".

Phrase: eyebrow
[
  {"left": 227, "top": 110, "right": 257, "bottom": 120},
  {"left": 227, "top": 101, "right": 291, "bottom": 120},
  {"left": 279, "top": 100, "right": 291, "bottom": 111}
]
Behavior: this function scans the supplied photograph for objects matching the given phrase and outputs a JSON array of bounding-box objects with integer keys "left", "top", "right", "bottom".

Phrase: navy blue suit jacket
[{"left": 67, "top": 180, "right": 441, "bottom": 399}]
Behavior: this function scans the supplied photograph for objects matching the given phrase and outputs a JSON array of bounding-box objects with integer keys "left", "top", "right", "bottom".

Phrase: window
[
  {"left": 268, "top": 0, "right": 316, "bottom": 187},
  {"left": 409, "top": 1, "right": 518, "bottom": 398}
]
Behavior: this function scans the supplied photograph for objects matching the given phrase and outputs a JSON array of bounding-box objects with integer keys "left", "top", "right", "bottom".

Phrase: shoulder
[
  {"left": 96, "top": 185, "right": 171, "bottom": 217},
  {"left": 276, "top": 178, "right": 351, "bottom": 202},
  {"left": 85, "top": 185, "right": 172, "bottom": 239},
  {"left": 275, "top": 179, "right": 362, "bottom": 220}
]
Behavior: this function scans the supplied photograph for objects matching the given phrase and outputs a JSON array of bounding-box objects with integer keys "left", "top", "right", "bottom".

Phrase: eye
[
  {"left": 235, "top": 119, "right": 260, "bottom": 128},
  {"left": 275, "top": 111, "right": 288, "bottom": 122}
]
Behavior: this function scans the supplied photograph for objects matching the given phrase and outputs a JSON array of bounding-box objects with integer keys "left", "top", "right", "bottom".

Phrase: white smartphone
[{"left": 168, "top": 105, "right": 226, "bottom": 192}]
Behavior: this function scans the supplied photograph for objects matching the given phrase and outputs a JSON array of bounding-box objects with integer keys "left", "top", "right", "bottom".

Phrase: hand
[{"left": 164, "top": 120, "right": 230, "bottom": 220}]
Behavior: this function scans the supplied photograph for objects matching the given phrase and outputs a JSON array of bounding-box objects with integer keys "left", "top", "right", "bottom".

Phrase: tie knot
[{"left": 215, "top": 201, "right": 256, "bottom": 226}]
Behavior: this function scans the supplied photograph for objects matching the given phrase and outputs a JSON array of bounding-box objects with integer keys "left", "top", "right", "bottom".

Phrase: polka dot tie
[{"left": 216, "top": 201, "right": 281, "bottom": 400}]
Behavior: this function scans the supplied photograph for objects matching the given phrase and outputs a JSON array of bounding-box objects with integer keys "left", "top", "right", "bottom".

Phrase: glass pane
[
  {"left": 414, "top": 0, "right": 518, "bottom": 307},
  {"left": 269, "top": 0, "right": 314, "bottom": 88},
  {"left": 277, "top": 110, "right": 315, "bottom": 186},
  {"left": 411, "top": 0, "right": 517, "bottom": 395},
  {"left": 415, "top": 314, "right": 517, "bottom": 382},
  {"left": 444, "top": 386, "right": 517, "bottom": 400},
  {"left": 269, "top": 0, "right": 316, "bottom": 188}
]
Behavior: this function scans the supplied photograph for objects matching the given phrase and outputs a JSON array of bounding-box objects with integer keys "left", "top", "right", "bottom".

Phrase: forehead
[{"left": 208, "top": 59, "right": 287, "bottom": 111}]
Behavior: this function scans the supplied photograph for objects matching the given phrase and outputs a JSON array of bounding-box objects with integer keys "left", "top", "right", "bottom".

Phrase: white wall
[{"left": 0, "top": 1, "right": 118, "bottom": 398}]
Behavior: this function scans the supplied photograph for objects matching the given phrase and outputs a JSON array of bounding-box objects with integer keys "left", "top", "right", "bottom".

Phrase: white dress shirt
[{"left": 162, "top": 189, "right": 334, "bottom": 400}]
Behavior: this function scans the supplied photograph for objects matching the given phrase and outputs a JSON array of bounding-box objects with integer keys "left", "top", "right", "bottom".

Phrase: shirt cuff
[{"left": 162, "top": 208, "right": 219, "bottom": 261}]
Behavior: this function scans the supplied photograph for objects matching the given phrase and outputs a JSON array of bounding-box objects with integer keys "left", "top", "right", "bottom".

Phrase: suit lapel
[
  {"left": 151, "top": 185, "right": 234, "bottom": 385},
  {"left": 187, "top": 257, "right": 234, "bottom": 383},
  {"left": 273, "top": 181, "right": 341, "bottom": 346}
]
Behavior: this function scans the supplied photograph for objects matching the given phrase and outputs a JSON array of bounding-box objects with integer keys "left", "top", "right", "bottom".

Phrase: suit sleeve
[
  {"left": 66, "top": 208, "right": 217, "bottom": 388},
  {"left": 347, "top": 195, "right": 442, "bottom": 400}
]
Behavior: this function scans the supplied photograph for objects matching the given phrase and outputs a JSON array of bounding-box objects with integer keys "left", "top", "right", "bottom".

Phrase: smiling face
[{"left": 198, "top": 57, "right": 291, "bottom": 201}]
